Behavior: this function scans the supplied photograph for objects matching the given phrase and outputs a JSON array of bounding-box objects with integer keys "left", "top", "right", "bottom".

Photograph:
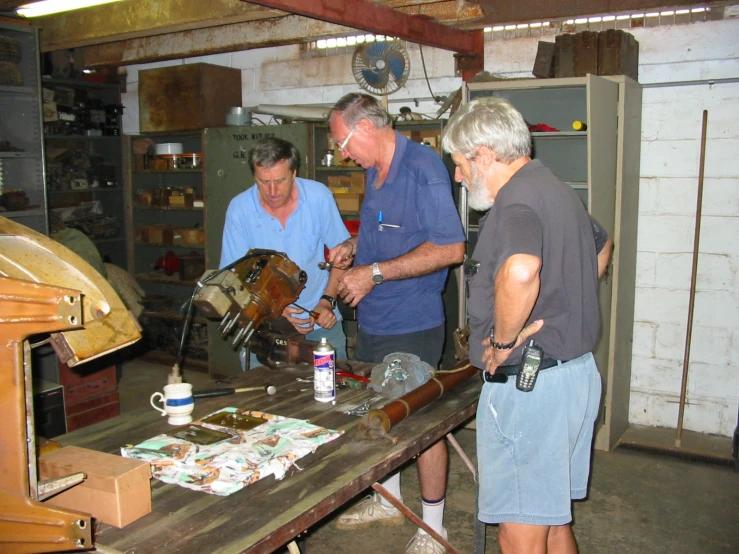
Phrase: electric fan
[{"left": 351, "top": 40, "right": 410, "bottom": 96}]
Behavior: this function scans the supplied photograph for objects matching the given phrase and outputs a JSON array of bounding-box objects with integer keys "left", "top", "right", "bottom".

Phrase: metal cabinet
[
  {"left": 0, "top": 22, "right": 47, "bottom": 234},
  {"left": 203, "top": 123, "right": 314, "bottom": 375},
  {"left": 43, "top": 78, "right": 126, "bottom": 267},
  {"left": 464, "top": 75, "right": 642, "bottom": 450}
]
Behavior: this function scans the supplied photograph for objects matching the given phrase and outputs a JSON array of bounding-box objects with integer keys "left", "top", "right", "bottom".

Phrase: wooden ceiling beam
[
  {"left": 467, "top": 0, "right": 727, "bottom": 26},
  {"left": 244, "top": 0, "right": 482, "bottom": 55},
  {"left": 80, "top": 15, "right": 353, "bottom": 68},
  {"left": 32, "top": 0, "right": 284, "bottom": 52}
]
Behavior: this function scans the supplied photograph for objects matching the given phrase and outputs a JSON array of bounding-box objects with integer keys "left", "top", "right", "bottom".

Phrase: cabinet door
[
  {"left": 203, "top": 124, "right": 312, "bottom": 375},
  {"left": 586, "top": 74, "right": 619, "bottom": 438}
]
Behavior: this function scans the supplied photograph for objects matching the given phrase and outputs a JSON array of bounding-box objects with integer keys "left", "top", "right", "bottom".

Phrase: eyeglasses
[{"left": 338, "top": 128, "right": 355, "bottom": 152}]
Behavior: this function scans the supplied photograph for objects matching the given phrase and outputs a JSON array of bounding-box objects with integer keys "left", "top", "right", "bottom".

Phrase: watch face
[{"left": 372, "top": 274, "right": 383, "bottom": 285}]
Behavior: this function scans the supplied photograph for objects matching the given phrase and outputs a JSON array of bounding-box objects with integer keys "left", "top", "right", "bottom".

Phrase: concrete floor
[{"left": 119, "top": 360, "right": 739, "bottom": 554}]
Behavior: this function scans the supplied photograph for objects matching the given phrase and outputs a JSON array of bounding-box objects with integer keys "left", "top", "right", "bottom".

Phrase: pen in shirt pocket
[{"left": 378, "top": 211, "right": 401, "bottom": 231}]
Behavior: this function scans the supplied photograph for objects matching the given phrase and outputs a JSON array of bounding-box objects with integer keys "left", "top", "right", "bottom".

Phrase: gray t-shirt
[{"left": 467, "top": 159, "right": 607, "bottom": 368}]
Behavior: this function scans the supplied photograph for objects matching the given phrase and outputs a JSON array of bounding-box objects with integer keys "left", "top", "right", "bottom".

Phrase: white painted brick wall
[{"left": 118, "top": 17, "right": 739, "bottom": 438}]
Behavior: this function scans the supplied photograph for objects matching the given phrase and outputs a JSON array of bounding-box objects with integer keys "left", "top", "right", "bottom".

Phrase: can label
[{"left": 313, "top": 348, "right": 335, "bottom": 403}]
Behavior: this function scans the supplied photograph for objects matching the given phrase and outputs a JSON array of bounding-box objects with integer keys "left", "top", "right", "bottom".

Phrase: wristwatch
[
  {"left": 489, "top": 325, "right": 516, "bottom": 350},
  {"left": 371, "top": 262, "right": 384, "bottom": 285},
  {"left": 320, "top": 294, "right": 337, "bottom": 309}
]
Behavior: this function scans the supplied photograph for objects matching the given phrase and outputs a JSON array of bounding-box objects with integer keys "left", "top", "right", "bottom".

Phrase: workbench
[{"left": 53, "top": 364, "right": 481, "bottom": 553}]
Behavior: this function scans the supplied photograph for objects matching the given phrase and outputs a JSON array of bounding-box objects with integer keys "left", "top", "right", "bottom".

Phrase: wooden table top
[{"left": 56, "top": 365, "right": 481, "bottom": 553}]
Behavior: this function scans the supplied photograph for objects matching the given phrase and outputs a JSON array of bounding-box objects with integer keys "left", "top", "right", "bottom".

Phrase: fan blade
[
  {"left": 361, "top": 68, "right": 388, "bottom": 89},
  {"left": 386, "top": 56, "right": 406, "bottom": 81},
  {"left": 366, "top": 42, "right": 387, "bottom": 58}
]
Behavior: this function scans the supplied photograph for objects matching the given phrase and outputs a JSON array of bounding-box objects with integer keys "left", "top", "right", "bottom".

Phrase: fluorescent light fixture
[{"left": 17, "top": 0, "right": 123, "bottom": 18}]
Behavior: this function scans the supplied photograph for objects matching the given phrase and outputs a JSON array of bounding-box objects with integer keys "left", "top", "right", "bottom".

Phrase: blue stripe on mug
[{"left": 166, "top": 396, "right": 194, "bottom": 407}]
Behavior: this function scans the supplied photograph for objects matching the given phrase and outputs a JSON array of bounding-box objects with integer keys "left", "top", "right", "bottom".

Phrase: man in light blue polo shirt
[{"left": 220, "top": 137, "right": 350, "bottom": 369}]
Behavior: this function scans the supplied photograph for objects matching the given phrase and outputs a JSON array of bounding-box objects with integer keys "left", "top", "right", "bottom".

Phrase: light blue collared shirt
[{"left": 220, "top": 177, "right": 351, "bottom": 324}]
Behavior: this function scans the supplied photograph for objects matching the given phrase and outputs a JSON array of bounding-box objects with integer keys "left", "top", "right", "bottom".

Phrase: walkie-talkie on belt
[{"left": 517, "top": 340, "right": 543, "bottom": 392}]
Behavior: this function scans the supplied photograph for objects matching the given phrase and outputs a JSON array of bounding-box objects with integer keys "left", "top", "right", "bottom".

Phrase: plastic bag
[{"left": 369, "top": 352, "right": 433, "bottom": 400}]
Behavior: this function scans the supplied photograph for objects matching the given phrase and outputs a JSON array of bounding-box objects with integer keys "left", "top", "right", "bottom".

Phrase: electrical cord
[{"left": 418, "top": 44, "right": 439, "bottom": 105}]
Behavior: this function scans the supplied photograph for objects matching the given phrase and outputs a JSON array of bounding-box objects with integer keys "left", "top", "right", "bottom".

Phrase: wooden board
[{"left": 56, "top": 365, "right": 481, "bottom": 553}]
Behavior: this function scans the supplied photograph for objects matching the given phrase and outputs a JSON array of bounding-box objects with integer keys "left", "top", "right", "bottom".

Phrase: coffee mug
[{"left": 150, "top": 383, "right": 194, "bottom": 425}]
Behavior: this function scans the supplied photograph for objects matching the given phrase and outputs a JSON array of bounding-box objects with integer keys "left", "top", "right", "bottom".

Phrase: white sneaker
[
  {"left": 335, "top": 495, "right": 406, "bottom": 530},
  {"left": 405, "top": 528, "right": 448, "bottom": 554}
]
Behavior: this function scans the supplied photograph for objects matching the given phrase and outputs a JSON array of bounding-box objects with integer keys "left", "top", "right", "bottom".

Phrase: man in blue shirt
[
  {"left": 328, "top": 94, "right": 465, "bottom": 554},
  {"left": 220, "top": 137, "right": 350, "bottom": 368}
]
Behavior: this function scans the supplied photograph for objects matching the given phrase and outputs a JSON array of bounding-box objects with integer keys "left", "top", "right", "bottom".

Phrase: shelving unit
[
  {"left": 125, "top": 131, "right": 208, "bottom": 366},
  {"left": 0, "top": 22, "right": 47, "bottom": 234},
  {"left": 42, "top": 77, "right": 126, "bottom": 267},
  {"left": 465, "top": 75, "right": 642, "bottom": 450}
]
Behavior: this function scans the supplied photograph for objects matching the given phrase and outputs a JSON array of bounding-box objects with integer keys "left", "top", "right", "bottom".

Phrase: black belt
[{"left": 480, "top": 358, "right": 565, "bottom": 383}]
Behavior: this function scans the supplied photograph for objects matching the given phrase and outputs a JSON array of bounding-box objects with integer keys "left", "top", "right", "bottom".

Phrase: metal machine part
[
  {"left": 0, "top": 216, "right": 142, "bottom": 553},
  {"left": 194, "top": 249, "right": 307, "bottom": 352}
]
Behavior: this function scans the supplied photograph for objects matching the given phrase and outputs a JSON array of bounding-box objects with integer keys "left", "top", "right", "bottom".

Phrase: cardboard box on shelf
[
  {"left": 333, "top": 193, "right": 364, "bottom": 213},
  {"left": 38, "top": 446, "right": 152, "bottom": 528},
  {"left": 139, "top": 63, "right": 241, "bottom": 132}
]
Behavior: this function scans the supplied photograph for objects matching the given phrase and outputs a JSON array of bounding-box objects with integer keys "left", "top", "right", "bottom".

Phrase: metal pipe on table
[{"left": 357, "top": 360, "right": 476, "bottom": 440}]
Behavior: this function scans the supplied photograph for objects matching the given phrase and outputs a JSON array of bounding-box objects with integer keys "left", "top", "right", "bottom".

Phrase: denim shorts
[{"left": 476, "top": 352, "right": 601, "bottom": 525}]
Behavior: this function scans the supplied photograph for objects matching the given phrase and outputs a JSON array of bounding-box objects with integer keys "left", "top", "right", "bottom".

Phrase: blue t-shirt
[
  {"left": 356, "top": 131, "right": 465, "bottom": 335},
  {"left": 220, "top": 177, "right": 351, "bottom": 324}
]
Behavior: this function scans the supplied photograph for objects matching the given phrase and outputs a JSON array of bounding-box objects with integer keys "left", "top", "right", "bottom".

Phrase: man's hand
[
  {"left": 481, "top": 319, "right": 544, "bottom": 375},
  {"left": 337, "top": 264, "right": 374, "bottom": 307},
  {"left": 312, "top": 299, "right": 337, "bottom": 329},
  {"left": 282, "top": 305, "right": 315, "bottom": 335},
  {"left": 328, "top": 239, "right": 356, "bottom": 270}
]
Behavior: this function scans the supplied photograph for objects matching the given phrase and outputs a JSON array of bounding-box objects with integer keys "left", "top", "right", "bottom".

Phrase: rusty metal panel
[{"left": 139, "top": 64, "right": 241, "bottom": 133}]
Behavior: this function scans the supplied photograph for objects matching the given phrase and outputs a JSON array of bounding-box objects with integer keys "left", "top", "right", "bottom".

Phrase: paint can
[{"left": 313, "top": 337, "right": 336, "bottom": 403}]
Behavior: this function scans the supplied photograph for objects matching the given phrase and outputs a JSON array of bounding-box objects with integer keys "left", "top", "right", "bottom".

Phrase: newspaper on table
[{"left": 121, "top": 407, "right": 343, "bottom": 496}]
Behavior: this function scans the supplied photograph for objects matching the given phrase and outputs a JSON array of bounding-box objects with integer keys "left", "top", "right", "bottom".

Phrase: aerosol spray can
[{"left": 313, "top": 337, "right": 336, "bottom": 403}]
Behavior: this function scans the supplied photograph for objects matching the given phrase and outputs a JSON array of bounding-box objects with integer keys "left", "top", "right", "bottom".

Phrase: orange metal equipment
[{"left": 0, "top": 216, "right": 142, "bottom": 553}]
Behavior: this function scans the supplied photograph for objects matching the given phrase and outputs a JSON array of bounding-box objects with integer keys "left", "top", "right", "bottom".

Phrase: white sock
[
  {"left": 421, "top": 496, "right": 445, "bottom": 535},
  {"left": 378, "top": 473, "right": 401, "bottom": 507}
]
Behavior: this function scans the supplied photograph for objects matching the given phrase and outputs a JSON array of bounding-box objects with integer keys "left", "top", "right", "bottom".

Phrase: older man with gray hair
[
  {"left": 327, "top": 93, "right": 466, "bottom": 554},
  {"left": 442, "top": 97, "right": 612, "bottom": 554}
]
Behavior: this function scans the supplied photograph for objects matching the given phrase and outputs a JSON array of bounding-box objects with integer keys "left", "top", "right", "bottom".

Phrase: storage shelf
[
  {"left": 531, "top": 131, "right": 587, "bottom": 138},
  {"left": 42, "top": 77, "right": 120, "bottom": 90},
  {"left": 135, "top": 241, "right": 205, "bottom": 249},
  {"left": 134, "top": 205, "right": 204, "bottom": 211},
  {"left": 48, "top": 187, "right": 123, "bottom": 195},
  {"left": 46, "top": 135, "right": 121, "bottom": 141},
  {"left": 137, "top": 273, "right": 198, "bottom": 287},
  {"left": 0, "top": 85, "right": 35, "bottom": 95},
  {"left": 133, "top": 169, "right": 202, "bottom": 174},
  {"left": 1, "top": 208, "right": 45, "bottom": 218},
  {"left": 0, "top": 151, "right": 37, "bottom": 158},
  {"left": 315, "top": 166, "right": 364, "bottom": 172}
]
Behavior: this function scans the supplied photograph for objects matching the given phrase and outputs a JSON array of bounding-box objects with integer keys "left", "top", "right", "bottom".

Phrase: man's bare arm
[
  {"left": 379, "top": 241, "right": 465, "bottom": 281},
  {"left": 597, "top": 238, "right": 614, "bottom": 279}
]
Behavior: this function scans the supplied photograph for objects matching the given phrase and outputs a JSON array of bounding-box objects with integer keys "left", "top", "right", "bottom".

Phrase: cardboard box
[
  {"left": 139, "top": 63, "right": 242, "bottom": 132},
  {"left": 39, "top": 446, "right": 152, "bottom": 528},
  {"left": 333, "top": 192, "right": 364, "bottom": 213}
]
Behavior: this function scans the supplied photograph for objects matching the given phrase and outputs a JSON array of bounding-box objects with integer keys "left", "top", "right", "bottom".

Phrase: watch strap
[
  {"left": 320, "top": 294, "right": 337, "bottom": 309},
  {"left": 489, "top": 326, "right": 516, "bottom": 350}
]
